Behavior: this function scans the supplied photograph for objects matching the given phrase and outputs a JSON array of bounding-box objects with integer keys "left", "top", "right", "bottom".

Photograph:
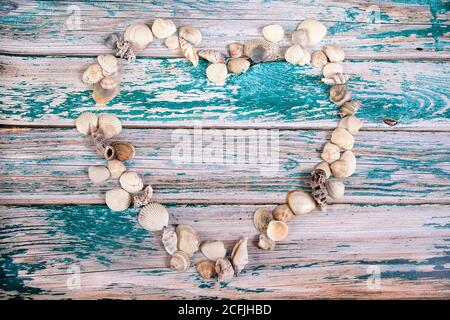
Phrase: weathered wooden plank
[
  {"left": 0, "top": 204, "right": 448, "bottom": 299},
  {"left": 0, "top": 56, "right": 449, "bottom": 129},
  {"left": 0, "top": 128, "right": 449, "bottom": 204}
]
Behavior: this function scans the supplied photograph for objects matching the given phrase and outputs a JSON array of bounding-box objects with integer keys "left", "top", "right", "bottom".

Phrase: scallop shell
[
  {"left": 179, "top": 26, "right": 202, "bottom": 46},
  {"left": 104, "top": 32, "right": 122, "bottom": 49},
  {"left": 165, "top": 35, "right": 180, "bottom": 51},
  {"left": 200, "top": 240, "right": 226, "bottom": 261},
  {"left": 162, "top": 225, "right": 178, "bottom": 255},
  {"left": 331, "top": 150, "right": 356, "bottom": 178},
  {"left": 206, "top": 63, "right": 228, "bottom": 84},
  {"left": 97, "top": 54, "right": 118, "bottom": 76},
  {"left": 314, "top": 161, "right": 331, "bottom": 179},
  {"left": 124, "top": 23, "right": 153, "bottom": 50},
  {"left": 76, "top": 112, "right": 98, "bottom": 135},
  {"left": 88, "top": 165, "right": 110, "bottom": 185},
  {"left": 298, "top": 50, "right": 311, "bottom": 66},
  {"left": 90, "top": 126, "right": 115, "bottom": 160},
  {"left": 92, "top": 83, "right": 120, "bottom": 104},
  {"left": 321, "top": 142, "right": 341, "bottom": 163},
  {"left": 133, "top": 185, "right": 153, "bottom": 208},
  {"left": 287, "top": 190, "right": 317, "bottom": 215},
  {"left": 311, "top": 50, "right": 328, "bottom": 68},
  {"left": 338, "top": 115, "right": 363, "bottom": 134},
  {"left": 111, "top": 141, "right": 135, "bottom": 161},
  {"left": 82, "top": 63, "right": 104, "bottom": 84},
  {"left": 323, "top": 63, "right": 343, "bottom": 78},
  {"left": 284, "top": 45, "right": 304, "bottom": 64},
  {"left": 258, "top": 234, "right": 276, "bottom": 251},
  {"left": 170, "top": 250, "right": 190, "bottom": 272},
  {"left": 138, "top": 202, "right": 169, "bottom": 231},
  {"left": 151, "top": 18, "right": 176, "bottom": 39},
  {"left": 323, "top": 44, "right": 345, "bottom": 63},
  {"left": 296, "top": 19, "right": 327, "bottom": 46},
  {"left": 331, "top": 127, "right": 354, "bottom": 150},
  {"left": 339, "top": 100, "right": 361, "bottom": 117},
  {"left": 326, "top": 180, "right": 345, "bottom": 199},
  {"left": 176, "top": 224, "right": 200, "bottom": 257},
  {"left": 107, "top": 159, "right": 126, "bottom": 179},
  {"left": 322, "top": 73, "right": 349, "bottom": 85},
  {"left": 215, "top": 258, "right": 234, "bottom": 283},
  {"left": 311, "top": 169, "right": 328, "bottom": 212},
  {"left": 198, "top": 49, "right": 225, "bottom": 64},
  {"left": 105, "top": 187, "right": 131, "bottom": 212},
  {"left": 100, "top": 76, "right": 119, "bottom": 90},
  {"left": 330, "top": 84, "right": 352, "bottom": 106},
  {"left": 197, "top": 260, "right": 216, "bottom": 279},
  {"left": 228, "top": 43, "right": 244, "bottom": 58},
  {"left": 227, "top": 58, "right": 250, "bottom": 74},
  {"left": 272, "top": 204, "right": 294, "bottom": 223},
  {"left": 244, "top": 39, "right": 279, "bottom": 63},
  {"left": 262, "top": 24, "right": 284, "bottom": 43},
  {"left": 179, "top": 37, "right": 199, "bottom": 66},
  {"left": 253, "top": 207, "right": 273, "bottom": 233},
  {"left": 230, "top": 237, "right": 248, "bottom": 274},
  {"left": 267, "top": 220, "right": 289, "bottom": 241},
  {"left": 98, "top": 114, "right": 122, "bottom": 139},
  {"left": 119, "top": 171, "right": 144, "bottom": 194}
]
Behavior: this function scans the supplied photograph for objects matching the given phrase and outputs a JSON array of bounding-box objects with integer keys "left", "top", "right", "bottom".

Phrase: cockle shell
[
  {"left": 253, "top": 207, "right": 273, "bottom": 233},
  {"left": 198, "top": 49, "right": 225, "bottom": 64},
  {"left": 311, "top": 50, "right": 328, "bottom": 68},
  {"left": 133, "top": 185, "right": 153, "bottom": 208},
  {"left": 176, "top": 224, "right": 200, "bottom": 257},
  {"left": 100, "top": 76, "right": 119, "bottom": 90},
  {"left": 88, "top": 165, "right": 110, "bottom": 185},
  {"left": 105, "top": 187, "right": 131, "bottom": 211},
  {"left": 229, "top": 43, "right": 244, "bottom": 58},
  {"left": 314, "top": 161, "right": 331, "bottom": 179},
  {"left": 107, "top": 159, "right": 126, "bottom": 179},
  {"left": 162, "top": 225, "right": 178, "bottom": 255},
  {"left": 227, "top": 58, "right": 250, "bottom": 74},
  {"left": 151, "top": 18, "right": 176, "bottom": 39},
  {"left": 331, "top": 127, "right": 354, "bottom": 150},
  {"left": 338, "top": 115, "right": 363, "bottom": 134},
  {"left": 298, "top": 50, "right": 311, "bottom": 66},
  {"left": 326, "top": 180, "right": 345, "bottom": 199},
  {"left": 97, "top": 54, "right": 118, "bottom": 76},
  {"left": 82, "top": 64, "right": 104, "bottom": 84},
  {"left": 111, "top": 141, "right": 135, "bottom": 161},
  {"left": 215, "top": 258, "right": 234, "bottom": 283},
  {"left": 119, "top": 171, "right": 143, "bottom": 193},
  {"left": 206, "top": 63, "right": 228, "bottom": 84},
  {"left": 76, "top": 112, "right": 98, "bottom": 135},
  {"left": 323, "top": 63, "right": 343, "bottom": 78},
  {"left": 200, "top": 240, "right": 226, "bottom": 261},
  {"left": 92, "top": 83, "right": 120, "bottom": 104},
  {"left": 179, "top": 37, "right": 199, "bottom": 66},
  {"left": 272, "top": 204, "right": 294, "bottom": 223},
  {"left": 230, "top": 237, "right": 248, "bottom": 274},
  {"left": 287, "top": 190, "right": 317, "bottom": 215},
  {"left": 339, "top": 100, "right": 361, "bottom": 117},
  {"left": 321, "top": 142, "right": 341, "bottom": 163},
  {"left": 138, "top": 202, "right": 169, "bottom": 231},
  {"left": 258, "top": 234, "right": 276, "bottom": 251},
  {"left": 179, "top": 26, "right": 202, "bottom": 46},
  {"left": 291, "top": 29, "right": 309, "bottom": 47},
  {"left": 284, "top": 45, "right": 304, "bottom": 64},
  {"left": 322, "top": 73, "right": 349, "bottom": 85},
  {"left": 330, "top": 150, "right": 356, "bottom": 178},
  {"left": 197, "top": 260, "right": 216, "bottom": 279},
  {"left": 262, "top": 24, "right": 284, "bottom": 43},
  {"left": 296, "top": 19, "right": 327, "bottom": 46},
  {"left": 244, "top": 39, "right": 279, "bottom": 63},
  {"left": 170, "top": 250, "right": 190, "bottom": 272},
  {"left": 104, "top": 32, "right": 122, "bottom": 49},
  {"left": 330, "top": 84, "right": 352, "bottom": 106},
  {"left": 124, "top": 23, "right": 153, "bottom": 50},
  {"left": 165, "top": 35, "right": 180, "bottom": 51},
  {"left": 98, "top": 114, "right": 122, "bottom": 139},
  {"left": 267, "top": 220, "right": 289, "bottom": 241},
  {"left": 323, "top": 44, "right": 345, "bottom": 63}
]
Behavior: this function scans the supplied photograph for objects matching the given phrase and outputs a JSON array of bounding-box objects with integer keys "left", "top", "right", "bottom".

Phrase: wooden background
[{"left": 0, "top": 0, "right": 449, "bottom": 299}]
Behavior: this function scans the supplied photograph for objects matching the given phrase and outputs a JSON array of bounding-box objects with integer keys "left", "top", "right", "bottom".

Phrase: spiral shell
[
  {"left": 206, "top": 63, "right": 228, "bottom": 84},
  {"left": 228, "top": 43, "right": 244, "bottom": 58},
  {"left": 262, "top": 24, "right": 284, "bottom": 43},
  {"left": 272, "top": 204, "right": 294, "bottom": 223},
  {"left": 258, "top": 234, "right": 276, "bottom": 251},
  {"left": 179, "top": 37, "right": 199, "bottom": 66},
  {"left": 296, "top": 19, "right": 327, "bottom": 46},
  {"left": 322, "top": 73, "right": 349, "bottom": 85},
  {"left": 105, "top": 187, "right": 131, "bottom": 212},
  {"left": 311, "top": 50, "right": 328, "bottom": 68},
  {"left": 287, "top": 190, "right": 316, "bottom": 215},
  {"left": 165, "top": 35, "right": 180, "bottom": 51},
  {"left": 253, "top": 207, "right": 273, "bottom": 233},
  {"left": 314, "top": 161, "right": 331, "bottom": 179},
  {"left": 323, "top": 44, "right": 345, "bottom": 63},
  {"left": 284, "top": 45, "right": 304, "bottom": 64},
  {"left": 90, "top": 126, "right": 115, "bottom": 160},
  {"left": 330, "top": 150, "right": 356, "bottom": 178},
  {"left": 244, "top": 39, "right": 279, "bottom": 63},
  {"left": 138, "top": 202, "right": 169, "bottom": 231},
  {"left": 227, "top": 58, "right": 250, "bottom": 74},
  {"left": 98, "top": 114, "right": 122, "bottom": 139},
  {"left": 88, "top": 165, "right": 110, "bottom": 185},
  {"left": 197, "top": 260, "right": 216, "bottom": 279},
  {"left": 230, "top": 237, "right": 248, "bottom": 274},
  {"left": 82, "top": 63, "right": 104, "bottom": 84},
  {"left": 179, "top": 26, "right": 202, "bottom": 46},
  {"left": 107, "top": 159, "right": 126, "bottom": 179},
  {"left": 338, "top": 115, "right": 363, "bottom": 134},
  {"left": 321, "top": 142, "right": 341, "bottom": 163},
  {"left": 311, "top": 169, "right": 328, "bottom": 211},
  {"left": 162, "top": 225, "right": 178, "bottom": 255},
  {"left": 198, "top": 50, "right": 225, "bottom": 64},
  {"left": 76, "top": 112, "right": 98, "bottom": 135},
  {"left": 200, "top": 240, "right": 226, "bottom": 261},
  {"left": 215, "top": 258, "right": 234, "bottom": 283},
  {"left": 326, "top": 180, "right": 345, "bottom": 199},
  {"left": 339, "top": 100, "right": 361, "bottom": 117},
  {"left": 176, "top": 224, "right": 200, "bottom": 257},
  {"left": 97, "top": 54, "right": 118, "bottom": 76},
  {"left": 330, "top": 84, "right": 352, "bottom": 106},
  {"left": 267, "top": 220, "right": 289, "bottom": 241},
  {"left": 119, "top": 171, "right": 144, "bottom": 193},
  {"left": 170, "top": 250, "right": 190, "bottom": 272},
  {"left": 111, "top": 141, "right": 135, "bottom": 161},
  {"left": 331, "top": 127, "right": 354, "bottom": 150},
  {"left": 323, "top": 63, "right": 343, "bottom": 78},
  {"left": 124, "top": 23, "right": 153, "bottom": 50},
  {"left": 133, "top": 185, "right": 153, "bottom": 208},
  {"left": 151, "top": 18, "right": 176, "bottom": 39}
]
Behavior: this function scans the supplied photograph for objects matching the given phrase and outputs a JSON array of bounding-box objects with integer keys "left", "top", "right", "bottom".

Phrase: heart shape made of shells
[{"left": 77, "top": 18, "right": 363, "bottom": 283}]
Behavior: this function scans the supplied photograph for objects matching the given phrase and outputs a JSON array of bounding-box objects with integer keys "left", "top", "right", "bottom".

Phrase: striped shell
[
  {"left": 88, "top": 165, "right": 110, "bottom": 185},
  {"left": 162, "top": 225, "right": 178, "bottom": 255},
  {"left": 75, "top": 112, "right": 98, "bottom": 135},
  {"left": 267, "top": 220, "right": 289, "bottom": 241},
  {"left": 176, "top": 224, "right": 200, "bottom": 257},
  {"left": 98, "top": 114, "right": 122, "bottom": 139},
  {"left": 119, "top": 171, "right": 143, "bottom": 193},
  {"left": 200, "top": 240, "right": 226, "bottom": 261},
  {"left": 124, "top": 23, "right": 153, "bottom": 50},
  {"left": 82, "top": 63, "right": 104, "bottom": 84},
  {"left": 170, "top": 250, "right": 190, "bottom": 272},
  {"left": 138, "top": 202, "right": 169, "bottom": 231},
  {"left": 111, "top": 141, "right": 135, "bottom": 161},
  {"left": 105, "top": 187, "right": 131, "bottom": 212},
  {"left": 230, "top": 237, "right": 248, "bottom": 274},
  {"left": 97, "top": 54, "right": 118, "bottom": 76},
  {"left": 198, "top": 50, "right": 225, "bottom": 64},
  {"left": 197, "top": 260, "right": 216, "bottom": 279},
  {"left": 179, "top": 26, "right": 202, "bottom": 46},
  {"left": 244, "top": 39, "right": 279, "bottom": 63}
]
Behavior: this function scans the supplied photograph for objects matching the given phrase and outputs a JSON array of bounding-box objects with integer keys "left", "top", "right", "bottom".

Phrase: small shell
[
  {"left": 321, "top": 142, "right": 341, "bottom": 163},
  {"left": 330, "top": 84, "right": 352, "bottom": 106},
  {"left": 133, "top": 185, "right": 153, "bottom": 208},
  {"left": 111, "top": 141, "right": 135, "bottom": 161},
  {"left": 272, "top": 204, "right": 294, "bottom": 223},
  {"left": 311, "top": 169, "right": 328, "bottom": 211},
  {"left": 90, "top": 126, "right": 115, "bottom": 160},
  {"left": 170, "top": 250, "right": 190, "bottom": 272},
  {"left": 330, "top": 150, "right": 356, "bottom": 178},
  {"left": 206, "top": 63, "right": 228, "bottom": 84},
  {"left": 115, "top": 40, "right": 136, "bottom": 62},
  {"left": 253, "top": 207, "right": 273, "bottom": 233},
  {"left": 287, "top": 190, "right": 317, "bottom": 215},
  {"left": 105, "top": 187, "right": 131, "bottom": 212},
  {"left": 179, "top": 37, "right": 199, "bottom": 66},
  {"left": 100, "top": 76, "right": 119, "bottom": 90},
  {"left": 200, "top": 241, "right": 226, "bottom": 261},
  {"left": 165, "top": 35, "right": 180, "bottom": 51},
  {"left": 323, "top": 44, "right": 345, "bottom": 63},
  {"left": 197, "top": 260, "right": 216, "bottom": 279},
  {"left": 97, "top": 54, "right": 118, "bottom": 76},
  {"left": 98, "top": 114, "right": 122, "bottom": 139},
  {"left": 124, "top": 23, "right": 153, "bottom": 50},
  {"left": 297, "top": 19, "right": 327, "bottom": 46},
  {"left": 322, "top": 73, "right": 350, "bottom": 85},
  {"left": 284, "top": 45, "right": 304, "bottom": 64},
  {"left": 82, "top": 64, "right": 104, "bottom": 84},
  {"left": 92, "top": 83, "right": 120, "bottom": 104},
  {"left": 138, "top": 202, "right": 169, "bottom": 231},
  {"left": 244, "top": 39, "right": 279, "bottom": 63},
  {"left": 228, "top": 43, "right": 244, "bottom": 58},
  {"left": 104, "top": 32, "right": 122, "bottom": 49},
  {"left": 176, "top": 224, "right": 200, "bottom": 257},
  {"left": 291, "top": 29, "right": 309, "bottom": 47},
  {"left": 215, "top": 258, "right": 234, "bottom": 283},
  {"left": 314, "top": 161, "right": 331, "bottom": 179},
  {"left": 384, "top": 118, "right": 398, "bottom": 126},
  {"left": 151, "top": 18, "right": 176, "bottom": 39},
  {"left": 298, "top": 50, "right": 311, "bottom": 66},
  {"left": 339, "top": 115, "right": 363, "bottom": 134},
  {"left": 326, "top": 180, "right": 345, "bottom": 199},
  {"left": 323, "top": 63, "right": 343, "bottom": 78},
  {"left": 162, "top": 225, "right": 178, "bottom": 255},
  {"left": 198, "top": 49, "right": 225, "bottom": 64},
  {"left": 88, "top": 165, "right": 110, "bottom": 184},
  {"left": 267, "top": 220, "right": 289, "bottom": 241},
  {"left": 339, "top": 100, "right": 361, "bottom": 117},
  {"left": 119, "top": 171, "right": 144, "bottom": 194},
  {"left": 258, "top": 234, "right": 276, "bottom": 251},
  {"left": 179, "top": 26, "right": 202, "bottom": 46},
  {"left": 227, "top": 58, "right": 250, "bottom": 74},
  {"left": 262, "top": 24, "right": 284, "bottom": 43},
  {"left": 107, "top": 159, "right": 126, "bottom": 179},
  {"left": 76, "top": 112, "right": 98, "bottom": 135},
  {"left": 311, "top": 51, "right": 328, "bottom": 68},
  {"left": 331, "top": 127, "right": 354, "bottom": 150},
  {"left": 230, "top": 237, "right": 248, "bottom": 274}
]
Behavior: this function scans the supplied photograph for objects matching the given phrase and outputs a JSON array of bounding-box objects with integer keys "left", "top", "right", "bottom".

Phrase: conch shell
[
  {"left": 179, "top": 37, "right": 199, "bottom": 66},
  {"left": 138, "top": 202, "right": 169, "bottom": 231},
  {"left": 272, "top": 204, "right": 294, "bottom": 223},
  {"left": 198, "top": 50, "right": 225, "bottom": 64},
  {"left": 162, "top": 225, "right": 178, "bottom": 255},
  {"left": 170, "top": 250, "right": 190, "bottom": 272},
  {"left": 105, "top": 187, "right": 131, "bottom": 212},
  {"left": 230, "top": 237, "right": 248, "bottom": 274},
  {"left": 244, "top": 39, "right": 279, "bottom": 63},
  {"left": 215, "top": 258, "right": 234, "bottom": 283},
  {"left": 90, "top": 125, "right": 115, "bottom": 160},
  {"left": 176, "top": 224, "right": 200, "bottom": 257},
  {"left": 266, "top": 220, "right": 289, "bottom": 241},
  {"left": 76, "top": 112, "right": 98, "bottom": 135},
  {"left": 133, "top": 185, "right": 153, "bottom": 208},
  {"left": 197, "top": 260, "right": 216, "bottom": 279},
  {"left": 200, "top": 240, "right": 226, "bottom": 261},
  {"left": 115, "top": 40, "right": 136, "bottom": 62}
]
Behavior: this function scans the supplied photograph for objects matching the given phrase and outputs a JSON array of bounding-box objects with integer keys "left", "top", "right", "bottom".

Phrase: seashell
[
  {"left": 170, "top": 250, "right": 190, "bottom": 272},
  {"left": 227, "top": 58, "right": 250, "bottom": 74},
  {"left": 88, "top": 165, "right": 110, "bottom": 185},
  {"left": 244, "top": 39, "right": 279, "bottom": 63},
  {"left": 331, "top": 127, "right": 354, "bottom": 150},
  {"left": 104, "top": 32, "right": 122, "bottom": 49},
  {"left": 298, "top": 50, "right": 311, "bottom": 66},
  {"left": 326, "top": 180, "right": 345, "bottom": 199},
  {"left": 138, "top": 202, "right": 169, "bottom": 231},
  {"left": 322, "top": 73, "right": 349, "bottom": 85},
  {"left": 105, "top": 187, "right": 131, "bottom": 211},
  {"left": 284, "top": 45, "right": 304, "bottom": 64},
  {"left": 200, "top": 240, "right": 226, "bottom": 261},
  {"left": 92, "top": 83, "right": 120, "bottom": 104},
  {"left": 266, "top": 220, "right": 289, "bottom": 241},
  {"left": 90, "top": 126, "right": 115, "bottom": 160},
  {"left": 215, "top": 258, "right": 234, "bottom": 283},
  {"left": 228, "top": 43, "right": 244, "bottom": 58},
  {"left": 230, "top": 237, "right": 248, "bottom": 274},
  {"left": 323, "top": 63, "right": 343, "bottom": 78},
  {"left": 124, "top": 23, "right": 153, "bottom": 50},
  {"left": 287, "top": 190, "right": 317, "bottom": 215},
  {"left": 97, "top": 54, "right": 118, "bottom": 76},
  {"left": 133, "top": 185, "right": 153, "bottom": 208},
  {"left": 262, "top": 24, "right": 284, "bottom": 43},
  {"left": 384, "top": 118, "right": 398, "bottom": 126},
  {"left": 253, "top": 207, "right": 273, "bottom": 233},
  {"left": 314, "top": 161, "right": 331, "bottom": 179},
  {"left": 197, "top": 260, "right": 216, "bottom": 279},
  {"left": 100, "top": 76, "right": 119, "bottom": 90},
  {"left": 165, "top": 35, "right": 180, "bottom": 51},
  {"left": 82, "top": 63, "right": 104, "bottom": 84},
  {"left": 311, "top": 169, "right": 328, "bottom": 211},
  {"left": 330, "top": 84, "right": 352, "bottom": 106},
  {"left": 291, "top": 29, "right": 309, "bottom": 47},
  {"left": 296, "top": 19, "right": 327, "bottom": 46},
  {"left": 176, "top": 224, "right": 200, "bottom": 257},
  {"left": 339, "top": 100, "right": 361, "bottom": 117},
  {"left": 111, "top": 141, "right": 135, "bottom": 161},
  {"left": 162, "top": 225, "right": 178, "bottom": 255},
  {"left": 311, "top": 50, "right": 328, "bottom": 68},
  {"left": 151, "top": 18, "right": 176, "bottom": 39},
  {"left": 179, "top": 37, "right": 199, "bottom": 66},
  {"left": 119, "top": 171, "right": 144, "bottom": 193},
  {"left": 198, "top": 49, "right": 225, "bottom": 64},
  {"left": 330, "top": 150, "right": 356, "bottom": 178},
  {"left": 115, "top": 40, "right": 135, "bottom": 62},
  {"left": 179, "top": 26, "right": 202, "bottom": 46},
  {"left": 98, "top": 114, "right": 122, "bottom": 139},
  {"left": 258, "top": 234, "right": 276, "bottom": 251},
  {"left": 321, "top": 142, "right": 341, "bottom": 163},
  {"left": 206, "top": 63, "right": 228, "bottom": 84},
  {"left": 76, "top": 112, "right": 98, "bottom": 135},
  {"left": 107, "top": 159, "right": 126, "bottom": 179},
  {"left": 272, "top": 204, "right": 294, "bottom": 223},
  {"left": 338, "top": 115, "right": 363, "bottom": 134},
  {"left": 323, "top": 44, "right": 345, "bottom": 63}
]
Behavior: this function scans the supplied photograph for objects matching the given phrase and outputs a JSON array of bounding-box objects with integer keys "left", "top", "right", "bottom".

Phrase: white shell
[
  {"left": 311, "top": 50, "right": 328, "bottom": 68},
  {"left": 314, "top": 161, "right": 331, "bottom": 179},
  {"left": 284, "top": 45, "right": 304, "bottom": 64},
  {"left": 298, "top": 50, "right": 311, "bottom": 66},
  {"left": 323, "top": 44, "right": 345, "bottom": 63},
  {"left": 198, "top": 50, "right": 225, "bottom": 64},
  {"left": 176, "top": 224, "right": 200, "bottom": 257},
  {"left": 291, "top": 29, "right": 309, "bottom": 47},
  {"left": 326, "top": 180, "right": 345, "bottom": 199},
  {"left": 331, "top": 150, "right": 356, "bottom": 178},
  {"left": 179, "top": 26, "right": 202, "bottom": 46},
  {"left": 258, "top": 234, "right": 276, "bottom": 251},
  {"left": 230, "top": 237, "right": 248, "bottom": 274},
  {"left": 151, "top": 18, "right": 176, "bottom": 39},
  {"left": 262, "top": 24, "right": 284, "bottom": 43},
  {"left": 227, "top": 58, "right": 250, "bottom": 74},
  {"left": 228, "top": 43, "right": 244, "bottom": 58},
  {"left": 119, "top": 171, "right": 144, "bottom": 193},
  {"left": 124, "top": 23, "right": 153, "bottom": 50},
  {"left": 287, "top": 190, "right": 316, "bottom": 215},
  {"left": 107, "top": 159, "right": 126, "bottom": 179},
  {"left": 88, "top": 165, "right": 110, "bottom": 184},
  {"left": 200, "top": 240, "right": 226, "bottom": 261},
  {"left": 206, "top": 63, "right": 228, "bottom": 84},
  {"left": 82, "top": 64, "right": 104, "bottom": 84},
  {"left": 321, "top": 142, "right": 341, "bottom": 163},
  {"left": 100, "top": 76, "right": 119, "bottom": 90},
  {"left": 97, "top": 54, "right": 118, "bottom": 76},
  {"left": 170, "top": 250, "right": 190, "bottom": 272},
  {"left": 323, "top": 63, "right": 343, "bottom": 78},
  {"left": 138, "top": 202, "right": 169, "bottom": 231},
  {"left": 162, "top": 225, "right": 178, "bottom": 255},
  {"left": 76, "top": 112, "right": 98, "bottom": 135},
  {"left": 267, "top": 220, "right": 289, "bottom": 241},
  {"left": 105, "top": 187, "right": 131, "bottom": 211},
  {"left": 331, "top": 127, "right": 354, "bottom": 150},
  {"left": 98, "top": 113, "right": 122, "bottom": 139},
  {"left": 165, "top": 35, "right": 180, "bottom": 51},
  {"left": 338, "top": 115, "right": 363, "bottom": 134},
  {"left": 297, "top": 19, "right": 327, "bottom": 46}
]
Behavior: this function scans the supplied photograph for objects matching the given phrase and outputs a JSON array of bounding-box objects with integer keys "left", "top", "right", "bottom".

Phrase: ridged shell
[
  {"left": 97, "top": 54, "right": 118, "bottom": 76},
  {"left": 296, "top": 19, "right": 327, "bottom": 46},
  {"left": 272, "top": 204, "right": 294, "bottom": 223},
  {"left": 206, "top": 63, "right": 228, "bottom": 84},
  {"left": 244, "top": 39, "right": 279, "bottom": 63},
  {"left": 200, "top": 240, "right": 226, "bottom": 261},
  {"left": 88, "top": 165, "right": 110, "bottom": 185},
  {"left": 311, "top": 169, "right": 328, "bottom": 211},
  {"left": 338, "top": 115, "right": 363, "bottom": 134},
  {"left": 326, "top": 180, "right": 345, "bottom": 199},
  {"left": 321, "top": 142, "right": 341, "bottom": 163},
  {"left": 104, "top": 32, "right": 122, "bottom": 49},
  {"left": 311, "top": 50, "right": 328, "bottom": 68},
  {"left": 215, "top": 258, "right": 234, "bottom": 283},
  {"left": 285, "top": 45, "right": 304, "bottom": 64},
  {"left": 230, "top": 237, "right": 248, "bottom": 274},
  {"left": 138, "top": 202, "right": 169, "bottom": 231},
  {"left": 176, "top": 224, "right": 200, "bottom": 257},
  {"left": 330, "top": 84, "right": 352, "bottom": 106},
  {"left": 179, "top": 37, "right": 199, "bottom": 66},
  {"left": 323, "top": 63, "right": 343, "bottom": 78},
  {"left": 165, "top": 35, "right": 180, "bottom": 51},
  {"left": 196, "top": 260, "right": 216, "bottom": 279},
  {"left": 322, "top": 73, "right": 349, "bottom": 85},
  {"left": 82, "top": 64, "right": 104, "bottom": 84},
  {"left": 331, "top": 127, "right": 354, "bottom": 150},
  {"left": 314, "top": 161, "right": 331, "bottom": 179},
  {"left": 198, "top": 50, "right": 225, "bottom": 64},
  {"left": 105, "top": 187, "right": 131, "bottom": 211},
  {"left": 98, "top": 114, "right": 122, "bottom": 139},
  {"left": 253, "top": 207, "right": 273, "bottom": 233},
  {"left": 124, "top": 23, "right": 153, "bottom": 50},
  {"left": 76, "top": 112, "right": 98, "bottom": 135},
  {"left": 162, "top": 225, "right": 178, "bottom": 255},
  {"left": 119, "top": 171, "right": 144, "bottom": 193},
  {"left": 323, "top": 44, "right": 345, "bottom": 63},
  {"left": 107, "top": 159, "right": 126, "bottom": 179},
  {"left": 227, "top": 58, "right": 250, "bottom": 74},
  {"left": 228, "top": 43, "right": 244, "bottom": 58},
  {"left": 170, "top": 250, "right": 190, "bottom": 272},
  {"left": 287, "top": 190, "right": 317, "bottom": 215},
  {"left": 262, "top": 24, "right": 284, "bottom": 43},
  {"left": 151, "top": 18, "right": 176, "bottom": 39},
  {"left": 92, "top": 83, "right": 120, "bottom": 104},
  {"left": 330, "top": 150, "right": 356, "bottom": 178},
  {"left": 258, "top": 234, "right": 276, "bottom": 251},
  {"left": 100, "top": 76, "right": 119, "bottom": 90},
  {"left": 267, "top": 220, "right": 289, "bottom": 241},
  {"left": 111, "top": 141, "right": 135, "bottom": 161},
  {"left": 133, "top": 185, "right": 153, "bottom": 208},
  {"left": 339, "top": 100, "right": 361, "bottom": 117},
  {"left": 298, "top": 50, "right": 311, "bottom": 66},
  {"left": 179, "top": 26, "right": 202, "bottom": 46}
]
